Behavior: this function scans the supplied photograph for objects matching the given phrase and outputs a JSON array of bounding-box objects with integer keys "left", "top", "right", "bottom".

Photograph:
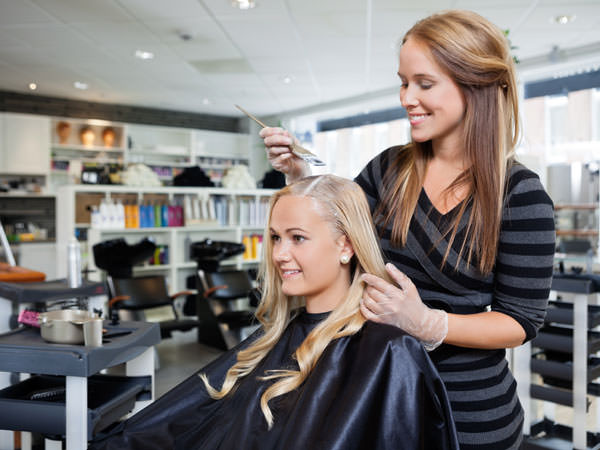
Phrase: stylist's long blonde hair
[
  {"left": 376, "top": 10, "right": 519, "bottom": 274},
  {"left": 201, "top": 174, "right": 391, "bottom": 427}
]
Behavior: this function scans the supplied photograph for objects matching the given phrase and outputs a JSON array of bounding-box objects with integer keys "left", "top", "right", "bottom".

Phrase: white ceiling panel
[
  {"left": 116, "top": 0, "right": 208, "bottom": 21},
  {"left": 70, "top": 20, "right": 160, "bottom": 46},
  {"left": 371, "top": 0, "right": 455, "bottom": 9},
  {"left": 0, "top": 0, "right": 57, "bottom": 26},
  {"left": 292, "top": 12, "right": 368, "bottom": 39},
  {"left": 31, "top": 0, "right": 134, "bottom": 23},
  {"left": 218, "top": 17, "right": 301, "bottom": 58},
  {"left": 523, "top": 5, "right": 600, "bottom": 30},
  {"left": 5, "top": 24, "right": 92, "bottom": 49},
  {"left": 170, "top": 41, "right": 242, "bottom": 61},
  {"left": 370, "top": 10, "right": 432, "bottom": 39},
  {"left": 287, "top": 0, "right": 373, "bottom": 14},
  {"left": 202, "top": 0, "right": 287, "bottom": 16},
  {"left": 454, "top": 0, "right": 532, "bottom": 7},
  {"left": 141, "top": 18, "right": 230, "bottom": 45},
  {"left": 0, "top": 1, "right": 598, "bottom": 117}
]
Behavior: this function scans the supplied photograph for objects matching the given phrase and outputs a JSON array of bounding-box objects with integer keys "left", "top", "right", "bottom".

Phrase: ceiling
[{"left": 1, "top": 0, "right": 599, "bottom": 120}]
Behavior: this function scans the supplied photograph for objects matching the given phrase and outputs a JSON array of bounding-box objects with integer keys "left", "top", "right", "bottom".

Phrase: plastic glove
[
  {"left": 360, "top": 263, "right": 448, "bottom": 351},
  {"left": 259, "top": 127, "right": 310, "bottom": 183}
]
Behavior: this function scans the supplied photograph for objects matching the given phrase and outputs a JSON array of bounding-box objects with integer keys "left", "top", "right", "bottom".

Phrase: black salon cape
[{"left": 90, "top": 310, "right": 458, "bottom": 450}]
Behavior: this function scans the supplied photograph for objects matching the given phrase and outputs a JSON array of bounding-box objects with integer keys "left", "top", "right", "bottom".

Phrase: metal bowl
[{"left": 38, "top": 310, "right": 95, "bottom": 344}]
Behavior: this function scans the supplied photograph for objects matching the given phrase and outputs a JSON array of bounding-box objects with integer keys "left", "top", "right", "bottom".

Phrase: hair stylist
[{"left": 260, "top": 10, "right": 555, "bottom": 450}]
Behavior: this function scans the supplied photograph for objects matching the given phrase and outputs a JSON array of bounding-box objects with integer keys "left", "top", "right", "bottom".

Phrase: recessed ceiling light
[
  {"left": 281, "top": 75, "right": 294, "bottom": 84},
  {"left": 135, "top": 49, "right": 154, "bottom": 60},
  {"left": 231, "top": 0, "right": 256, "bottom": 10},
  {"left": 74, "top": 81, "right": 88, "bottom": 90},
  {"left": 28, "top": 83, "right": 37, "bottom": 91},
  {"left": 202, "top": 98, "right": 211, "bottom": 105},
  {"left": 552, "top": 14, "right": 576, "bottom": 25}
]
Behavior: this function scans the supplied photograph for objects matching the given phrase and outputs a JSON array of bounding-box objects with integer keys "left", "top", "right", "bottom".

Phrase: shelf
[
  {"left": 545, "top": 301, "right": 600, "bottom": 328},
  {"left": 0, "top": 373, "right": 150, "bottom": 440},
  {"left": 133, "top": 264, "right": 170, "bottom": 272},
  {"left": 524, "top": 418, "right": 600, "bottom": 449},
  {"left": 52, "top": 144, "right": 125, "bottom": 153},
  {"left": 531, "top": 355, "right": 600, "bottom": 383},
  {"left": 143, "top": 161, "right": 190, "bottom": 168},
  {"left": 240, "top": 258, "right": 261, "bottom": 264},
  {"left": 52, "top": 157, "right": 122, "bottom": 164},
  {"left": 555, "top": 204, "right": 599, "bottom": 211},
  {"left": 556, "top": 229, "right": 599, "bottom": 237},
  {"left": 91, "top": 227, "right": 173, "bottom": 233},
  {"left": 241, "top": 225, "right": 266, "bottom": 231},
  {"left": 532, "top": 326, "right": 600, "bottom": 354},
  {"left": 129, "top": 147, "right": 189, "bottom": 157}
]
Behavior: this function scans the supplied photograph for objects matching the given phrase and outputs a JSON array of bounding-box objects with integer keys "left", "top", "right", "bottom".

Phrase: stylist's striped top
[{"left": 355, "top": 146, "right": 555, "bottom": 450}]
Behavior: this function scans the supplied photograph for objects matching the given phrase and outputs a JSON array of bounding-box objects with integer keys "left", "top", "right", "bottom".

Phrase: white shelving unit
[{"left": 56, "top": 185, "right": 275, "bottom": 292}]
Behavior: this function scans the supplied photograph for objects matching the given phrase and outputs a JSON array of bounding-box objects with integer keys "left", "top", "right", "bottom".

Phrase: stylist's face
[
  {"left": 398, "top": 38, "right": 466, "bottom": 148},
  {"left": 270, "top": 195, "right": 352, "bottom": 313}
]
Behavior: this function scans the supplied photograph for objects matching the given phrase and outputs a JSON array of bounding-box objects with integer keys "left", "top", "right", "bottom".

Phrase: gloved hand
[
  {"left": 259, "top": 127, "right": 310, "bottom": 183},
  {"left": 360, "top": 263, "right": 448, "bottom": 351}
]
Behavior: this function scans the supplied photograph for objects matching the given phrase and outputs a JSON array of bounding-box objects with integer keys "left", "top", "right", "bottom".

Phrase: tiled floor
[{"left": 154, "top": 330, "right": 224, "bottom": 398}]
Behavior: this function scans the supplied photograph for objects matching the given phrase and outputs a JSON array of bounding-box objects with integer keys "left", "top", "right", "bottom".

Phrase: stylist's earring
[{"left": 340, "top": 255, "right": 350, "bottom": 264}]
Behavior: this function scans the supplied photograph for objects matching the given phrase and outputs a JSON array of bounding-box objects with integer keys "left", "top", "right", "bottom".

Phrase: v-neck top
[
  {"left": 419, "top": 187, "right": 469, "bottom": 220},
  {"left": 356, "top": 145, "right": 555, "bottom": 450}
]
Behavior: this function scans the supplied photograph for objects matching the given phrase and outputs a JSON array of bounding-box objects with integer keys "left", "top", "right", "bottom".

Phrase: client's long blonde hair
[{"left": 200, "top": 174, "right": 391, "bottom": 427}]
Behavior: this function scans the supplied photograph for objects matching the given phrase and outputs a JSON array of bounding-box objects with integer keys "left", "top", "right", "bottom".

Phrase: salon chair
[
  {"left": 107, "top": 275, "right": 200, "bottom": 339},
  {"left": 93, "top": 237, "right": 201, "bottom": 340},
  {"left": 190, "top": 239, "right": 260, "bottom": 350}
]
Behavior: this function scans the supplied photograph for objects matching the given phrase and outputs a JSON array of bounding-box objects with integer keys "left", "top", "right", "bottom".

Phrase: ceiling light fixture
[
  {"left": 202, "top": 98, "right": 211, "bottom": 105},
  {"left": 553, "top": 14, "right": 576, "bottom": 25},
  {"left": 74, "top": 81, "right": 88, "bottom": 90},
  {"left": 28, "top": 83, "right": 37, "bottom": 91},
  {"left": 281, "top": 75, "right": 294, "bottom": 84},
  {"left": 135, "top": 49, "right": 154, "bottom": 60},
  {"left": 231, "top": 0, "right": 256, "bottom": 10}
]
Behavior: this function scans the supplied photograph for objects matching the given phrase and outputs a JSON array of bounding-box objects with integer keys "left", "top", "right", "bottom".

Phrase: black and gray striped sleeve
[
  {"left": 492, "top": 165, "right": 555, "bottom": 342},
  {"left": 354, "top": 146, "right": 399, "bottom": 214}
]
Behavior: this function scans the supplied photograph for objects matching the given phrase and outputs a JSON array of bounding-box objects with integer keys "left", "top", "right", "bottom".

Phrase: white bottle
[
  {"left": 91, "top": 205, "right": 101, "bottom": 229},
  {"left": 67, "top": 236, "right": 82, "bottom": 288},
  {"left": 107, "top": 198, "right": 118, "bottom": 229},
  {"left": 99, "top": 198, "right": 109, "bottom": 229},
  {"left": 116, "top": 200, "right": 125, "bottom": 229}
]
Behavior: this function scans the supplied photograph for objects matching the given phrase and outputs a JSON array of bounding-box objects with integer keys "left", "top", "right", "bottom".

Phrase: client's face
[{"left": 270, "top": 195, "right": 351, "bottom": 313}]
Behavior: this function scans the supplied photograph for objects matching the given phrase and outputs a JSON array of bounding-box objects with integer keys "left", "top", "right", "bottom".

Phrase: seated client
[{"left": 91, "top": 174, "right": 458, "bottom": 450}]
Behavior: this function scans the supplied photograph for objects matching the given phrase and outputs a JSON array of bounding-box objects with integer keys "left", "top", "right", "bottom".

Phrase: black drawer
[
  {"left": 532, "top": 325, "right": 600, "bottom": 354},
  {"left": 545, "top": 300, "right": 600, "bottom": 328},
  {"left": 0, "top": 373, "right": 151, "bottom": 440},
  {"left": 531, "top": 354, "right": 600, "bottom": 384}
]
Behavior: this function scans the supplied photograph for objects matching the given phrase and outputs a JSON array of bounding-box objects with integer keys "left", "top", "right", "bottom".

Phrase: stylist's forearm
[{"left": 444, "top": 311, "right": 526, "bottom": 349}]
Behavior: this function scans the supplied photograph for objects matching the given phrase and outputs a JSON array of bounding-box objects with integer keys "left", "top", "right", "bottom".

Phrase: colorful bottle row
[
  {"left": 125, "top": 203, "right": 184, "bottom": 228},
  {"left": 91, "top": 198, "right": 184, "bottom": 229},
  {"left": 242, "top": 234, "right": 263, "bottom": 260}
]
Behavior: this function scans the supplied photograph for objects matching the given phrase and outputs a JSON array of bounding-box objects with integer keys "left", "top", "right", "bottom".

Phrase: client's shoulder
[{"left": 359, "top": 320, "right": 424, "bottom": 353}]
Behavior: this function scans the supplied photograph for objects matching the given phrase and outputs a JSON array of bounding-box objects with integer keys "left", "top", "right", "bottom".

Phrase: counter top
[
  {"left": 0, "top": 320, "right": 160, "bottom": 376},
  {"left": 0, "top": 192, "right": 55, "bottom": 198}
]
